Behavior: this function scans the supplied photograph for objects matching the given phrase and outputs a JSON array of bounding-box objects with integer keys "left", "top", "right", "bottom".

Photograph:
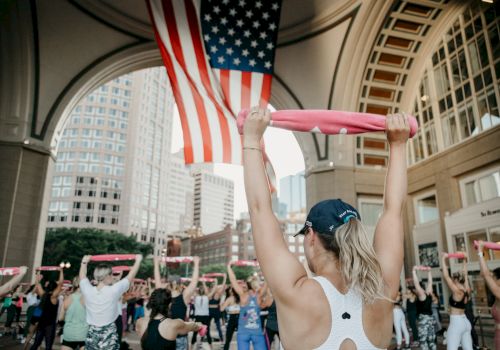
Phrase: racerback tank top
[{"left": 312, "top": 276, "right": 383, "bottom": 350}]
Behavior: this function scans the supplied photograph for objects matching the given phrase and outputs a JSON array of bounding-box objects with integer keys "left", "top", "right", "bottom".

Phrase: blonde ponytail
[{"left": 317, "top": 218, "right": 387, "bottom": 303}]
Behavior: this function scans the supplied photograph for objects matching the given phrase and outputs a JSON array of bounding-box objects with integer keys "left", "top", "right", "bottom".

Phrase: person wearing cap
[{"left": 241, "top": 107, "right": 409, "bottom": 349}]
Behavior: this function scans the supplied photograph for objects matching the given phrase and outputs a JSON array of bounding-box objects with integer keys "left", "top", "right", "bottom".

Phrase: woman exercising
[
  {"left": 412, "top": 267, "right": 436, "bottom": 350},
  {"left": 477, "top": 241, "right": 500, "bottom": 349},
  {"left": 441, "top": 253, "right": 472, "bottom": 350},
  {"left": 242, "top": 107, "right": 409, "bottom": 349}
]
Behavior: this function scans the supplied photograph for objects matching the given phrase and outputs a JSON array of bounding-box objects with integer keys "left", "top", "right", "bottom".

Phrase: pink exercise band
[
  {"left": 0, "top": 267, "right": 21, "bottom": 276},
  {"left": 199, "top": 277, "right": 216, "bottom": 283},
  {"left": 36, "top": 266, "right": 60, "bottom": 271},
  {"left": 474, "top": 240, "right": 500, "bottom": 250},
  {"left": 180, "top": 277, "right": 191, "bottom": 283},
  {"left": 203, "top": 273, "right": 225, "bottom": 278},
  {"left": 447, "top": 252, "right": 466, "bottom": 259},
  {"left": 90, "top": 254, "right": 136, "bottom": 262},
  {"left": 415, "top": 265, "right": 431, "bottom": 271},
  {"left": 162, "top": 256, "right": 194, "bottom": 263},
  {"left": 237, "top": 109, "right": 419, "bottom": 137},
  {"left": 232, "top": 260, "right": 259, "bottom": 267}
]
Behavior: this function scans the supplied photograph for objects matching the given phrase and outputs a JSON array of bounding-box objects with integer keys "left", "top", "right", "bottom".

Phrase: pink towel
[
  {"left": 237, "top": 109, "right": 418, "bottom": 137},
  {"left": 90, "top": 254, "right": 136, "bottom": 262},
  {"left": 0, "top": 267, "right": 21, "bottom": 276},
  {"left": 474, "top": 240, "right": 500, "bottom": 250}
]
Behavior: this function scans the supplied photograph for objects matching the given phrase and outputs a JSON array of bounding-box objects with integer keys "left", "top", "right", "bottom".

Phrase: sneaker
[{"left": 20, "top": 337, "right": 26, "bottom": 344}]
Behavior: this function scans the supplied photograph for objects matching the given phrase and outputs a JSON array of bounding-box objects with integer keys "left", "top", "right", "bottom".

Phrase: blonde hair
[
  {"left": 316, "top": 218, "right": 387, "bottom": 303},
  {"left": 93, "top": 264, "right": 112, "bottom": 282}
]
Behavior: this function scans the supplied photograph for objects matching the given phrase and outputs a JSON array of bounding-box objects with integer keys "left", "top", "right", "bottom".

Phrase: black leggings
[
  {"left": 30, "top": 323, "right": 56, "bottom": 350},
  {"left": 191, "top": 315, "right": 211, "bottom": 344},
  {"left": 209, "top": 313, "right": 224, "bottom": 341},
  {"left": 223, "top": 314, "right": 238, "bottom": 350},
  {"left": 266, "top": 327, "right": 279, "bottom": 346}
]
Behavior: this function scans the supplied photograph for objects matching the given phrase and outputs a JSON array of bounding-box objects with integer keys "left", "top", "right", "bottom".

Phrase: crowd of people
[{"left": 0, "top": 111, "right": 499, "bottom": 350}]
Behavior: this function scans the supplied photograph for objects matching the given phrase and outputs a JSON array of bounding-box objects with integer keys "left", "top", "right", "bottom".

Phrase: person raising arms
[{"left": 242, "top": 107, "right": 409, "bottom": 349}]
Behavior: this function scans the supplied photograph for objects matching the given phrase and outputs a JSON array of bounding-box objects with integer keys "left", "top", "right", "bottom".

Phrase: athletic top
[
  {"left": 26, "top": 293, "right": 39, "bottom": 307},
  {"left": 226, "top": 304, "right": 240, "bottom": 313},
  {"left": 2, "top": 296, "right": 12, "bottom": 308},
  {"left": 39, "top": 295, "right": 59, "bottom": 327},
  {"left": 449, "top": 292, "right": 467, "bottom": 309},
  {"left": 266, "top": 301, "right": 278, "bottom": 332},
  {"left": 416, "top": 295, "right": 433, "bottom": 316},
  {"left": 238, "top": 294, "right": 263, "bottom": 335},
  {"left": 141, "top": 317, "right": 176, "bottom": 350},
  {"left": 312, "top": 277, "right": 382, "bottom": 349},
  {"left": 80, "top": 278, "right": 130, "bottom": 326},
  {"left": 170, "top": 295, "right": 187, "bottom": 320},
  {"left": 63, "top": 293, "right": 88, "bottom": 341},
  {"left": 209, "top": 297, "right": 221, "bottom": 316},
  {"left": 194, "top": 296, "right": 209, "bottom": 316}
]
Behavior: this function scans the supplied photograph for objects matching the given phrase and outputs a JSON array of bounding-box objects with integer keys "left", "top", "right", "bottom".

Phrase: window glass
[
  {"left": 359, "top": 202, "right": 383, "bottom": 227},
  {"left": 467, "top": 230, "right": 489, "bottom": 262},
  {"left": 416, "top": 195, "right": 439, "bottom": 224}
]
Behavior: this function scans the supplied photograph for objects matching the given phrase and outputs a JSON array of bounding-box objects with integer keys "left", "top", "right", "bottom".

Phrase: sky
[{"left": 170, "top": 105, "right": 305, "bottom": 219}]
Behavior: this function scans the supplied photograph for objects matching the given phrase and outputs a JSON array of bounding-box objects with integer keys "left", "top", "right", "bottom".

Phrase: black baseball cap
[{"left": 295, "top": 199, "right": 361, "bottom": 236}]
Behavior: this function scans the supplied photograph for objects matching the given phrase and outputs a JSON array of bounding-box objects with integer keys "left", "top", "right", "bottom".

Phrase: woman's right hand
[
  {"left": 386, "top": 113, "right": 410, "bottom": 145},
  {"left": 477, "top": 240, "right": 484, "bottom": 254}
]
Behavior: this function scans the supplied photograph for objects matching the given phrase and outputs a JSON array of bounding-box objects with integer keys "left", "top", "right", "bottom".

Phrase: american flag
[{"left": 146, "top": 0, "right": 281, "bottom": 190}]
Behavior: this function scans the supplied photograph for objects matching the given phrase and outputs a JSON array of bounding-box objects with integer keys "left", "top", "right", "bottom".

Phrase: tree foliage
[{"left": 42, "top": 228, "right": 154, "bottom": 280}]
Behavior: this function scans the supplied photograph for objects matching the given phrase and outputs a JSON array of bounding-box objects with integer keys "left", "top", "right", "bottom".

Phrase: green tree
[
  {"left": 42, "top": 228, "right": 153, "bottom": 280},
  {"left": 199, "top": 263, "right": 256, "bottom": 282}
]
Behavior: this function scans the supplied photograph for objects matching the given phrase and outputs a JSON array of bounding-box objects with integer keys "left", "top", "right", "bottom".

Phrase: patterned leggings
[
  {"left": 85, "top": 323, "right": 119, "bottom": 350},
  {"left": 418, "top": 314, "right": 437, "bottom": 350}
]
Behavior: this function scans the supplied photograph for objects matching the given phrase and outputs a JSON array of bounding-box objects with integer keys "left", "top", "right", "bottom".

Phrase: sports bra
[
  {"left": 226, "top": 304, "right": 240, "bottom": 313},
  {"left": 141, "top": 317, "right": 176, "bottom": 350},
  {"left": 449, "top": 292, "right": 467, "bottom": 310},
  {"left": 312, "top": 276, "right": 383, "bottom": 350}
]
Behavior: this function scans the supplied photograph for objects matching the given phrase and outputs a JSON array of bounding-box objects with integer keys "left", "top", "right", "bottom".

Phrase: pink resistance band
[
  {"left": 447, "top": 252, "right": 467, "bottom": 259},
  {"left": 112, "top": 266, "right": 131, "bottom": 273},
  {"left": 199, "top": 277, "right": 216, "bottom": 283},
  {"left": 0, "top": 267, "right": 21, "bottom": 276},
  {"left": 474, "top": 240, "right": 500, "bottom": 250},
  {"left": 36, "top": 266, "right": 61, "bottom": 271},
  {"left": 232, "top": 260, "right": 259, "bottom": 267},
  {"left": 162, "top": 256, "right": 194, "bottom": 263},
  {"left": 237, "top": 109, "right": 419, "bottom": 137},
  {"left": 180, "top": 277, "right": 191, "bottom": 283},
  {"left": 415, "top": 265, "right": 431, "bottom": 271},
  {"left": 203, "top": 273, "right": 226, "bottom": 278},
  {"left": 90, "top": 254, "right": 136, "bottom": 262}
]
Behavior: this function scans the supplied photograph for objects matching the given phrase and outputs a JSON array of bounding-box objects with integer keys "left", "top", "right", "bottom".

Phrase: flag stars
[
  {"left": 228, "top": 28, "right": 235, "bottom": 36},
  {"left": 262, "top": 12, "right": 269, "bottom": 20},
  {"left": 233, "top": 58, "right": 241, "bottom": 66},
  {"left": 250, "top": 40, "right": 258, "bottom": 48},
  {"left": 235, "top": 39, "right": 242, "bottom": 46},
  {"left": 269, "top": 23, "right": 277, "bottom": 31},
  {"left": 266, "top": 42, "right": 274, "bottom": 50},
  {"left": 236, "top": 19, "right": 244, "bottom": 27},
  {"left": 229, "top": 8, "right": 237, "bottom": 16},
  {"left": 221, "top": 17, "right": 228, "bottom": 25},
  {"left": 226, "top": 47, "right": 234, "bottom": 55},
  {"left": 217, "top": 56, "right": 225, "bottom": 64},
  {"left": 210, "top": 46, "right": 218, "bottom": 53},
  {"left": 222, "top": 0, "right": 229, "bottom": 4},
  {"left": 249, "top": 59, "right": 256, "bottom": 67},
  {"left": 257, "top": 51, "right": 265, "bottom": 59},
  {"left": 245, "top": 10, "right": 253, "bottom": 18},
  {"left": 255, "top": 1, "right": 262, "bottom": 8},
  {"left": 219, "top": 37, "right": 227, "bottom": 45},
  {"left": 243, "top": 30, "right": 251, "bottom": 38},
  {"left": 238, "top": 0, "right": 246, "bottom": 7},
  {"left": 242, "top": 49, "right": 249, "bottom": 57},
  {"left": 211, "top": 26, "right": 219, "bottom": 34},
  {"left": 264, "top": 61, "right": 272, "bottom": 69},
  {"left": 204, "top": 14, "right": 212, "bottom": 22},
  {"left": 272, "top": 2, "right": 279, "bottom": 10},
  {"left": 252, "top": 21, "right": 260, "bottom": 28},
  {"left": 213, "top": 6, "right": 221, "bottom": 14},
  {"left": 204, "top": 34, "right": 210, "bottom": 41},
  {"left": 260, "top": 32, "right": 267, "bottom": 39}
]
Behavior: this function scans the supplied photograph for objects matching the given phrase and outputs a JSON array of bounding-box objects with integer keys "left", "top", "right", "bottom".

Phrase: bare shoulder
[{"left": 136, "top": 317, "right": 148, "bottom": 337}]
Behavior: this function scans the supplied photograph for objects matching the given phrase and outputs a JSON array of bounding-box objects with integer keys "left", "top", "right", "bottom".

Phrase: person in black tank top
[
  {"left": 412, "top": 266, "right": 437, "bottom": 350},
  {"left": 30, "top": 269, "right": 64, "bottom": 350},
  {"left": 137, "top": 289, "right": 202, "bottom": 350}
]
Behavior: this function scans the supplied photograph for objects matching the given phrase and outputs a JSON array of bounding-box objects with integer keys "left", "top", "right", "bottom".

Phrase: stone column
[{"left": 0, "top": 143, "right": 53, "bottom": 277}]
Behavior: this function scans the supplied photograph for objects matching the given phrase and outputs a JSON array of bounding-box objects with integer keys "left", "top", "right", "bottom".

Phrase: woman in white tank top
[{"left": 241, "top": 108, "right": 410, "bottom": 349}]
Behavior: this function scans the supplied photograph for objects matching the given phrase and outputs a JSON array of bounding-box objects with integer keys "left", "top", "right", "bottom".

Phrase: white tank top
[{"left": 312, "top": 276, "right": 384, "bottom": 350}]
